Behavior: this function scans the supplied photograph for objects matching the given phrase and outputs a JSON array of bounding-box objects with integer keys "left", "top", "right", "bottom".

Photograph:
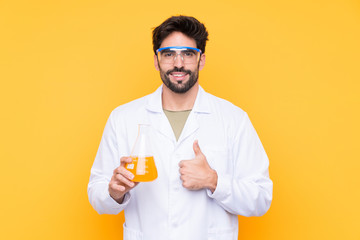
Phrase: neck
[{"left": 162, "top": 83, "right": 199, "bottom": 111}]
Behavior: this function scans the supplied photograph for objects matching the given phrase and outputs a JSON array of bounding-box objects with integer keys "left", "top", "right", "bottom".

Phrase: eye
[
  {"left": 161, "top": 51, "right": 175, "bottom": 58},
  {"left": 183, "top": 50, "right": 196, "bottom": 57}
]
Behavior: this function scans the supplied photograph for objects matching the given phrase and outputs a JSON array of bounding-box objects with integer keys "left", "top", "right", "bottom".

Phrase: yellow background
[{"left": 1, "top": 0, "right": 359, "bottom": 239}]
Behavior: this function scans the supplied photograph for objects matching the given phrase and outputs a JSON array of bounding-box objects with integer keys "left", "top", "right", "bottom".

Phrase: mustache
[{"left": 166, "top": 67, "right": 192, "bottom": 75}]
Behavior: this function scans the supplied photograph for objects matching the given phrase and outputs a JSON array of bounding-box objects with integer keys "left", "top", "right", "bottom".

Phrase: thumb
[{"left": 193, "top": 140, "right": 203, "bottom": 157}]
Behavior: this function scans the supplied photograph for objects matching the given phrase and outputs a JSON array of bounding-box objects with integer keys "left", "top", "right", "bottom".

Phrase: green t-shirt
[{"left": 163, "top": 109, "right": 192, "bottom": 141}]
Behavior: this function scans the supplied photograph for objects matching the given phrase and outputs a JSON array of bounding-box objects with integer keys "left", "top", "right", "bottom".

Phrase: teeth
[{"left": 173, "top": 74, "right": 185, "bottom": 77}]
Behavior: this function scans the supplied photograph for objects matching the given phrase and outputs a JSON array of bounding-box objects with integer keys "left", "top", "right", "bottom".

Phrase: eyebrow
[
  {"left": 182, "top": 49, "right": 197, "bottom": 53},
  {"left": 161, "top": 49, "right": 173, "bottom": 53}
]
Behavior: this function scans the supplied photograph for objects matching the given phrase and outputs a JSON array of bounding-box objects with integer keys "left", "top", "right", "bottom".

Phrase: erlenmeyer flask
[{"left": 125, "top": 124, "right": 158, "bottom": 182}]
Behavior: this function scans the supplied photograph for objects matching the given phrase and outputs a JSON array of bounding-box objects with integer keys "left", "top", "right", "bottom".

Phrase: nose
[{"left": 173, "top": 53, "right": 185, "bottom": 68}]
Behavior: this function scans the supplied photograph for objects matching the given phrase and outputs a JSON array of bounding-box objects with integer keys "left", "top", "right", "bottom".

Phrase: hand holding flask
[{"left": 125, "top": 124, "right": 158, "bottom": 182}]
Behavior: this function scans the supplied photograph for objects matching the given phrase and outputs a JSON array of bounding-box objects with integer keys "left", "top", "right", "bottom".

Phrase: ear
[
  {"left": 154, "top": 55, "right": 160, "bottom": 71},
  {"left": 199, "top": 54, "right": 206, "bottom": 71}
]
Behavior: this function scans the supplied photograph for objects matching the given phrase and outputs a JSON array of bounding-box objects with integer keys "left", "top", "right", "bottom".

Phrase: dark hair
[{"left": 152, "top": 15, "right": 209, "bottom": 54}]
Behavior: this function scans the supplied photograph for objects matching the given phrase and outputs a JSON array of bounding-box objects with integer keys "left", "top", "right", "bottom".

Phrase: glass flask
[{"left": 125, "top": 124, "right": 158, "bottom": 182}]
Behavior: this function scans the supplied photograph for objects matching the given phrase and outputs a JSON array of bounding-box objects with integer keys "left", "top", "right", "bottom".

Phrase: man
[{"left": 88, "top": 16, "right": 273, "bottom": 240}]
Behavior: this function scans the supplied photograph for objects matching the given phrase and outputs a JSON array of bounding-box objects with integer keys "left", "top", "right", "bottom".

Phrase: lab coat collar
[{"left": 145, "top": 85, "right": 212, "bottom": 114}]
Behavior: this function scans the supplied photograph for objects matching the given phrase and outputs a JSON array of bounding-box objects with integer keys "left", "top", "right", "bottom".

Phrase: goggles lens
[{"left": 156, "top": 46, "right": 202, "bottom": 64}]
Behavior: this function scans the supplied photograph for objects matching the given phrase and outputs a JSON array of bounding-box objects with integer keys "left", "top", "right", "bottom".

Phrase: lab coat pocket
[
  {"left": 123, "top": 223, "right": 143, "bottom": 240},
  {"left": 202, "top": 147, "right": 230, "bottom": 175},
  {"left": 208, "top": 226, "right": 237, "bottom": 240}
]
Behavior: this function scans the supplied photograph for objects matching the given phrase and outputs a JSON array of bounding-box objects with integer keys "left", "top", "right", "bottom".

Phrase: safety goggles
[{"left": 156, "top": 46, "right": 202, "bottom": 64}]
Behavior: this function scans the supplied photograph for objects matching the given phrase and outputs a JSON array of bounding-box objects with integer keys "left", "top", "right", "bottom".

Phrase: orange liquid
[{"left": 125, "top": 156, "right": 158, "bottom": 182}]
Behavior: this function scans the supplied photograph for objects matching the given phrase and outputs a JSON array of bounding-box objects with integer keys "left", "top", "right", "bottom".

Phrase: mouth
[{"left": 169, "top": 72, "right": 188, "bottom": 81}]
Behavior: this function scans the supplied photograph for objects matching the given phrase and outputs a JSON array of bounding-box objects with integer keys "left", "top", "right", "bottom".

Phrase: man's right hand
[{"left": 109, "top": 156, "right": 138, "bottom": 204}]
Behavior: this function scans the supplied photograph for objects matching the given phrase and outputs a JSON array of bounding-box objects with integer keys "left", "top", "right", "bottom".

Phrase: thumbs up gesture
[{"left": 178, "top": 140, "right": 218, "bottom": 192}]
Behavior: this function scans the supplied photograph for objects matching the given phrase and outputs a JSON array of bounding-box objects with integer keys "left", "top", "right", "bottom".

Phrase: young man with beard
[{"left": 88, "top": 16, "right": 273, "bottom": 240}]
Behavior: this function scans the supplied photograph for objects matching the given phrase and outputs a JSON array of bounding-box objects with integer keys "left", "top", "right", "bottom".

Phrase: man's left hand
[{"left": 179, "top": 140, "right": 218, "bottom": 192}]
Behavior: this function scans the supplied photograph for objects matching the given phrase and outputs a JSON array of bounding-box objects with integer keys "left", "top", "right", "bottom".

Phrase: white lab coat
[{"left": 88, "top": 85, "right": 273, "bottom": 240}]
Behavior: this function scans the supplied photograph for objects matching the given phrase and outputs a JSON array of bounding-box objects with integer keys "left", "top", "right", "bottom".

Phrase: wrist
[
  {"left": 207, "top": 169, "right": 218, "bottom": 193},
  {"left": 110, "top": 193, "right": 125, "bottom": 204}
]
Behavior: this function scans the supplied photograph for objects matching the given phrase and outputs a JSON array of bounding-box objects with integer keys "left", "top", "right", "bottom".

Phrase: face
[{"left": 154, "top": 32, "right": 205, "bottom": 93}]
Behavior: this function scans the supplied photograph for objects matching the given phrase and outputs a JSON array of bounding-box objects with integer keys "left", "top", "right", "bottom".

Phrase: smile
[{"left": 170, "top": 72, "right": 188, "bottom": 81}]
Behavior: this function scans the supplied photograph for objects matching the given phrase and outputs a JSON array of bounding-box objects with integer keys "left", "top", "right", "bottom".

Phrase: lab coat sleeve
[
  {"left": 87, "top": 111, "right": 131, "bottom": 214},
  {"left": 207, "top": 113, "right": 273, "bottom": 217}
]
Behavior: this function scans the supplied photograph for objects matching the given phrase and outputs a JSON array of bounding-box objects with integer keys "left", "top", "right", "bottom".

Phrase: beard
[{"left": 159, "top": 66, "right": 199, "bottom": 94}]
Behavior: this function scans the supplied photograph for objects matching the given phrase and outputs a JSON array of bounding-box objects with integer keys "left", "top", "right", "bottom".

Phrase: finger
[
  {"left": 120, "top": 156, "right": 133, "bottom": 166},
  {"left": 180, "top": 175, "right": 185, "bottom": 181},
  {"left": 182, "top": 180, "right": 191, "bottom": 189},
  {"left": 113, "top": 167, "right": 121, "bottom": 174},
  {"left": 115, "top": 173, "right": 135, "bottom": 188},
  {"left": 110, "top": 182, "right": 125, "bottom": 192},
  {"left": 118, "top": 167, "right": 135, "bottom": 180},
  {"left": 179, "top": 159, "right": 191, "bottom": 168},
  {"left": 193, "top": 140, "right": 203, "bottom": 157},
  {"left": 113, "top": 166, "right": 134, "bottom": 180}
]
